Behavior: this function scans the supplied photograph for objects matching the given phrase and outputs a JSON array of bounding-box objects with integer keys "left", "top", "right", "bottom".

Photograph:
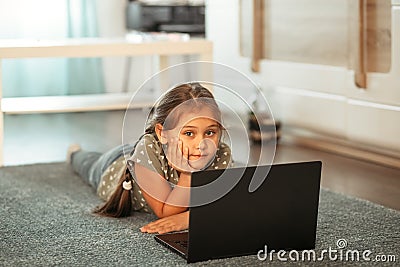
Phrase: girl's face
[
  {"left": 157, "top": 106, "right": 221, "bottom": 171},
  {"left": 177, "top": 116, "right": 220, "bottom": 170}
]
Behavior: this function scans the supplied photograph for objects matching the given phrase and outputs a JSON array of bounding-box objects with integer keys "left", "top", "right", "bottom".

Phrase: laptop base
[{"left": 154, "top": 232, "right": 188, "bottom": 259}]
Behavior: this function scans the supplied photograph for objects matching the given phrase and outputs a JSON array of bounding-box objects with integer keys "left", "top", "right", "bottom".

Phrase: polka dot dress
[{"left": 96, "top": 134, "right": 233, "bottom": 214}]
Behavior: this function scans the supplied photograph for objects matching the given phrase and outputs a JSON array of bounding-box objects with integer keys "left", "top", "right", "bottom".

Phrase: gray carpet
[{"left": 0, "top": 163, "right": 398, "bottom": 266}]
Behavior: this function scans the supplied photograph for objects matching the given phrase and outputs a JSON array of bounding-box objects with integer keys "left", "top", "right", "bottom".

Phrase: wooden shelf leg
[{"left": 355, "top": 0, "right": 367, "bottom": 89}]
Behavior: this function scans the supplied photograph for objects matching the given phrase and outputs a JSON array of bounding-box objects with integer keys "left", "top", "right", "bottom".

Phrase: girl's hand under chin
[
  {"left": 166, "top": 137, "right": 198, "bottom": 173},
  {"left": 140, "top": 211, "right": 189, "bottom": 234}
]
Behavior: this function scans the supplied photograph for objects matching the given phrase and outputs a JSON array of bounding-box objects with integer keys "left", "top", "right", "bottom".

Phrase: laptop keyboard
[{"left": 174, "top": 240, "right": 188, "bottom": 248}]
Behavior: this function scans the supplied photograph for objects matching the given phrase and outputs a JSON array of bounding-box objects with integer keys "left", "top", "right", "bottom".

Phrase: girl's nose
[{"left": 197, "top": 138, "right": 208, "bottom": 151}]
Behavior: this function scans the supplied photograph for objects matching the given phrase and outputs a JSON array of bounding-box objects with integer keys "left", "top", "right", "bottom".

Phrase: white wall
[
  {"left": 205, "top": 0, "right": 400, "bottom": 154},
  {"left": 96, "top": 0, "right": 156, "bottom": 93},
  {"left": 205, "top": 0, "right": 261, "bottom": 85},
  {"left": 96, "top": 0, "right": 195, "bottom": 94},
  {"left": 205, "top": 0, "right": 270, "bottom": 120},
  {"left": 0, "top": 0, "right": 67, "bottom": 38}
]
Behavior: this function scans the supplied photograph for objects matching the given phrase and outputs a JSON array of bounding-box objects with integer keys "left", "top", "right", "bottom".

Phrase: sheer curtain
[{"left": 0, "top": 0, "right": 105, "bottom": 97}]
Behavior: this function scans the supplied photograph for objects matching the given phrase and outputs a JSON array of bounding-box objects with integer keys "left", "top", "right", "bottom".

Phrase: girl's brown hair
[
  {"left": 94, "top": 172, "right": 133, "bottom": 217},
  {"left": 144, "top": 83, "right": 222, "bottom": 134},
  {"left": 94, "top": 82, "right": 221, "bottom": 217}
]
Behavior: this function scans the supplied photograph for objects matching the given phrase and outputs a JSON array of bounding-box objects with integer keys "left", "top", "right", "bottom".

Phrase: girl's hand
[
  {"left": 166, "top": 137, "right": 196, "bottom": 173},
  {"left": 140, "top": 211, "right": 189, "bottom": 234}
]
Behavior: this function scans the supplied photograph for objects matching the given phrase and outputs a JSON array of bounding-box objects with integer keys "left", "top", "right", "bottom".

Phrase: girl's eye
[
  {"left": 184, "top": 131, "right": 194, "bottom": 137},
  {"left": 205, "top": 130, "right": 216, "bottom": 136}
]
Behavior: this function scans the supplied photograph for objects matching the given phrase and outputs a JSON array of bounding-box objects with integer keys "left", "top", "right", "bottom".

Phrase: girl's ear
[{"left": 155, "top": 123, "right": 168, "bottom": 144}]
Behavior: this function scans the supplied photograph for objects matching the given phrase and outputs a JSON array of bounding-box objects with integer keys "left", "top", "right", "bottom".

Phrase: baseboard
[{"left": 280, "top": 126, "right": 400, "bottom": 169}]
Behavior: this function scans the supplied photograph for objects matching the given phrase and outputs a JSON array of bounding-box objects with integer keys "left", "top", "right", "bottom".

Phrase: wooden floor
[
  {"left": 273, "top": 143, "right": 400, "bottom": 211},
  {"left": 3, "top": 110, "right": 400, "bottom": 211}
]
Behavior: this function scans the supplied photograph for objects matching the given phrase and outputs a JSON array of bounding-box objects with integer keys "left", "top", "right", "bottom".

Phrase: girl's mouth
[{"left": 189, "top": 154, "right": 208, "bottom": 161}]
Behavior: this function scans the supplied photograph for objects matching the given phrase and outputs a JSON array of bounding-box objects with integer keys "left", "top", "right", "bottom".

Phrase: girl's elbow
[
  {"left": 158, "top": 205, "right": 187, "bottom": 218},
  {"left": 155, "top": 212, "right": 166, "bottom": 219},
  {"left": 152, "top": 208, "right": 165, "bottom": 218},
  {"left": 154, "top": 205, "right": 171, "bottom": 218},
  {"left": 156, "top": 205, "right": 175, "bottom": 218}
]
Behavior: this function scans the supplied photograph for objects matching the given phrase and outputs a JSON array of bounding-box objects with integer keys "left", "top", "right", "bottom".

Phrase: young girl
[{"left": 69, "top": 83, "right": 233, "bottom": 234}]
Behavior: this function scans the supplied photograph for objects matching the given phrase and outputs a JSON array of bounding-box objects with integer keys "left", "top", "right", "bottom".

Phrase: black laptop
[{"left": 154, "top": 161, "right": 322, "bottom": 263}]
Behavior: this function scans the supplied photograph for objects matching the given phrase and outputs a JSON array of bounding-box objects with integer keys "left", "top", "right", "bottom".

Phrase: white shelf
[
  {"left": 0, "top": 37, "right": 213, "bottom": 165},
  {"left": 0, "top": 38, "right": 212, "bottom": 59},
  {"left": 1, "top": 93, "right": 153, "bottom": 114}
]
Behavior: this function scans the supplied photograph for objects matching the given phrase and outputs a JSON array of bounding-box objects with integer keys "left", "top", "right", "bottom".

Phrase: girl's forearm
[{"left": 160, "top": 172, "right": 191, "bottom": 217}]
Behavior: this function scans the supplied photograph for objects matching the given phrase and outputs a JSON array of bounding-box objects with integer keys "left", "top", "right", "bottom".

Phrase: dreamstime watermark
[{"left": 257, "top": 239, "right": 397, "bottom": 263}]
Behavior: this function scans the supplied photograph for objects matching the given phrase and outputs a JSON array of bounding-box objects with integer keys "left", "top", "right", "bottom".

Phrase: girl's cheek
[
  {"left": 203, "top": 143, "right": 217, "bottom": 157},
  {"left": 210, "top": 138, "right": 219, "bottom": 150}
]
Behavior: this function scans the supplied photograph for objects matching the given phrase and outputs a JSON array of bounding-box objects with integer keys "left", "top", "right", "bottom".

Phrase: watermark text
[{"left": 257, "top": 239, "right": 397, "bottom": 263}]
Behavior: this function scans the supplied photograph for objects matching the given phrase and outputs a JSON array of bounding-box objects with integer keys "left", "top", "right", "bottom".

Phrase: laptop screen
[{"left": 187, "top": 161, "right": 322, "bottom": 263}]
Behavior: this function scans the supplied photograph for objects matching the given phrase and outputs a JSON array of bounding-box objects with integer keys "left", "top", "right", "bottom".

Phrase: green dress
[{"left": 96, "top": 134, "right": 233, "bottom": 214}]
